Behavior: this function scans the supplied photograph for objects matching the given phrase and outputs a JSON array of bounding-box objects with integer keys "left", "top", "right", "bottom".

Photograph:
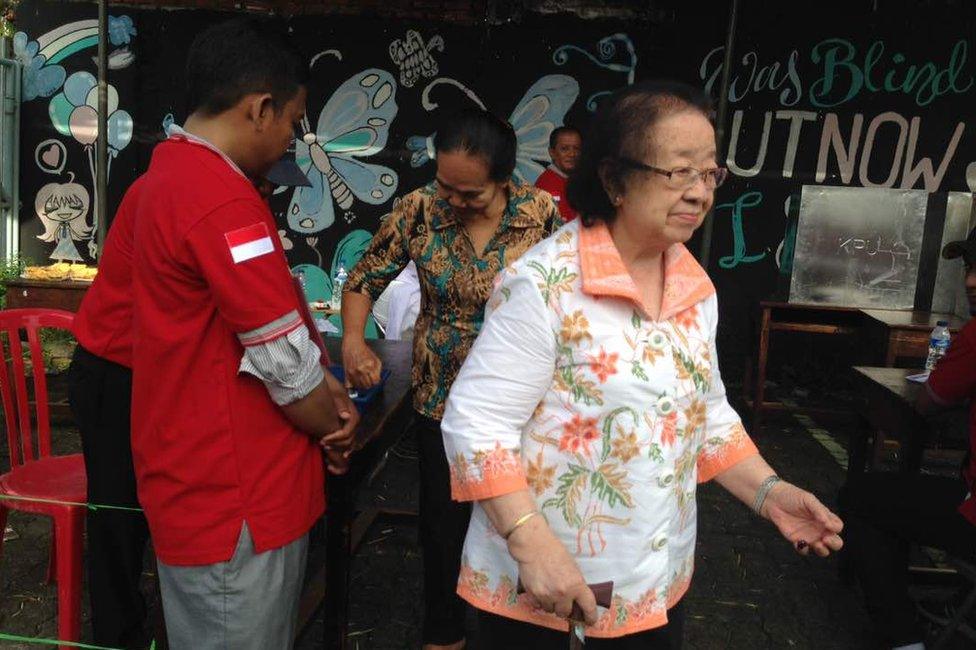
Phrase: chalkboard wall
[{"left": 12, "top": 0, "right": 976, "bottom": 370}]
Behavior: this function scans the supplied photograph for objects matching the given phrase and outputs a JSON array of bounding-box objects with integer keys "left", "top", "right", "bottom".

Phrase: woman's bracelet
[
  {"left": 752, "top": 475, "right": 782, "bottom": 516},
  {"left": 503, "top": 510, "right": 542, "bottom": 540}
]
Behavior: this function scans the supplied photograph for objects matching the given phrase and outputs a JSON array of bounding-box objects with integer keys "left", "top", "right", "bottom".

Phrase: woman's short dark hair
[
  {"left": 566, "top": 80, "right": 714, "bottom": 226},
  {"left": 185, "top": 17, "right": 309, "bottom": 117},
  {"left": 434, "top": 109, "right": 517, "bottom": 182}
]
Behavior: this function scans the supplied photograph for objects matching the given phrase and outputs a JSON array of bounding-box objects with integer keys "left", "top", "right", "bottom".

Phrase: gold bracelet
[{"left": 503, "top": 511, "right": 541, "bottom": 540}]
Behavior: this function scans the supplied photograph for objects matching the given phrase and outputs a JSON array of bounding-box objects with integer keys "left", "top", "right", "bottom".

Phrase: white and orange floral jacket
[{"left": 441, "top": 219, "right": 758, "bottom": 637}]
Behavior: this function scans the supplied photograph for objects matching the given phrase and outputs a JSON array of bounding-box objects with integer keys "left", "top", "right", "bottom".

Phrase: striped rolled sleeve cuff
[
  {"left": 238, "top": 312, "right": 324, "bottom": 405},
  {"left": 238, "top": 310, "right": 303, "bottom": 347}
]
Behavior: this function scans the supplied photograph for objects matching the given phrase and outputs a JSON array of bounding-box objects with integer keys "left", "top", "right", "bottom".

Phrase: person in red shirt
[
  {"left": 68, "top": 185, "right": 147, "bottom": 649},
  {"left": 68, "top": 157, "right": 317, "bottom": 648},
  {"left": 840, "top": 227, "right": 976, "bottom": 650},
  {"left": 118, "top": 18, "right": 353, "bottom": 649},
  {"left": 534, "top": 125, "right": 581, "bottom": 222}
]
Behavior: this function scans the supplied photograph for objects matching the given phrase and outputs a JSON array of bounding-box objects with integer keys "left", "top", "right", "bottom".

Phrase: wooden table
[
  {"left": 849, "top": 367, "right": 927, "bottom": 479},
  {"left": 746, "top": 301, "right": 863, "bottom": 428},
  {"left": 296, "top": 337, "right": 413, "bottom": 649},
  {"left": 849, "top": 366, "right": 967, "bottom": 480},
  {"left": 860, "top": 309, "right": 968, "bottom": 366},
  {"left": 3, "top": 278, "right": 90, "bottom": 312},
  {"left": 847, "top": 367, "right": 971, "bottom": 593},
  {"left": 747, "top": 302, "right": 969, "bottom": 429}
]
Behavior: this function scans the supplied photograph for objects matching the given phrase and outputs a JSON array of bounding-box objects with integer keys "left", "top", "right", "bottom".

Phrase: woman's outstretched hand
[{"left": 762, "top": 482, "right": 844, "bottom": 557}]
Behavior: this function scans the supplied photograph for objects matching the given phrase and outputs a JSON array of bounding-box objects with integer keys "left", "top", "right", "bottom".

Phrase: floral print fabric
[
  {"left": 344, "top": 181, "right": 561, "bottom": 419},
  {"left": 441, "top": 219, "right": 758, "bottom": 637}
]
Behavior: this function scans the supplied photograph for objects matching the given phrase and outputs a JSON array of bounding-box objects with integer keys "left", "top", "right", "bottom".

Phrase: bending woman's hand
[
  {"left": 507, "top": 516, "right": 598, "bottom": 625},
  {"left": 762, "top": 482, "right": 844, "bottom": 557},
  {"left": 341, "top": 338, "right": 383, "bottom": 389}
]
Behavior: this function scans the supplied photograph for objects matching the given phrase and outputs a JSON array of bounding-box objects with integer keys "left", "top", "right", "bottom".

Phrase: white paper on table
[
  {"left": 905, "top": 372, "right": 929, "bottom": 384},
  {"left": 317, "top": 319, "right": 340, "bottom": 335}
]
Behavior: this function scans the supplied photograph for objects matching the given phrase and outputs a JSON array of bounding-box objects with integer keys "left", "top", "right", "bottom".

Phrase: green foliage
[
  {"left": 0, "top": 256, "right": 29, "bottom": 309},
  {"left": 38, "top": 327, "right": 76, "bottom": 374}
]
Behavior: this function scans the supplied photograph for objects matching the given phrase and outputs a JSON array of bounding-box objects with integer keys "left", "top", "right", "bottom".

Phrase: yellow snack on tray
[
  {"left": 23, "top": 265, "right": 60, "bottom": 280},
  {"left": 22, "top": 262, "right": 98, "bottom": 281},
  {"left": 68, "top": 265, "right": 98, "bottom": 281}
]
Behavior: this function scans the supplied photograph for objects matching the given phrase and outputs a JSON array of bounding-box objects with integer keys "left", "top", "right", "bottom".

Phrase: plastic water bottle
[
  {"left": 330, "top": 264, "right": 348, "bottom": 309},
  {"left": 924, "top": 320, "right": 951, "bottom": 372}
]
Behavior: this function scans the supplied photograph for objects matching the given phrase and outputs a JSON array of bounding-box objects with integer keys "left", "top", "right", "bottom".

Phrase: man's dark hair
[
  {"left": 434, "top": 109, "right": 517, "bottom": 182},
  {"left": 549, "top": 125, "right": 581, "bottom": 149},
  {"left": 942, "top": 226, "right": 976, "bottom": 267},
  {"left": 567, "top": 80, "right": 714, "bottom": 226},
  {"left": 185, "top": 17, "right": 309, "bottom": 116}
]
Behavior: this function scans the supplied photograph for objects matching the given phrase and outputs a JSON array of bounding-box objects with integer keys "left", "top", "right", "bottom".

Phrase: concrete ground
[
  {"left": 0, "top": 379, "right": 971, "bottom": 649},
  {"left": 295, "top": 408, "right": 880, "bottom": 650}
]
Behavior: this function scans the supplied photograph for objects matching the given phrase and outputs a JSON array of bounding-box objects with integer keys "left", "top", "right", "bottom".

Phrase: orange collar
[{"left": 578, "top": 221, "right": 715, "bottom": 321}]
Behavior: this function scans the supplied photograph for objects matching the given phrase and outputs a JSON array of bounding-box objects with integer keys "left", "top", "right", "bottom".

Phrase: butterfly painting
[
  {"left": 288, "top": 68, "right": 400, "bottom": 236},
  {"left": 406, "top": 74, "right": 579, "bottom": 185},
  {"left": 292, "top": 229, "right": 380, "bottom": 338}
]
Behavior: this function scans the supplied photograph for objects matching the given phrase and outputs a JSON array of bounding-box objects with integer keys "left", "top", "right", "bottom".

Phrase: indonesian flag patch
[{"left": 225, "top": 222, "right": 274, "bottom": 264}]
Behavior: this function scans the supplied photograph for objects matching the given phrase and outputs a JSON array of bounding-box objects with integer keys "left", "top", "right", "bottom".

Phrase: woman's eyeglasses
[{"left": 617, "top": 157, "right": 729, "bottom": 190}]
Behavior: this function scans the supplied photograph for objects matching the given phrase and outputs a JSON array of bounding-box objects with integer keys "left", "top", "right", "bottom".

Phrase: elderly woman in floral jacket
[{"left": 441, "top": 81, "right": 844, "bottom": 649}]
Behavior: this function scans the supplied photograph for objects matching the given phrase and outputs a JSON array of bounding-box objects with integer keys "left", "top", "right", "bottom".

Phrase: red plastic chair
[{"left": 0, "top": 309, "right": 85, "bottom": 648}]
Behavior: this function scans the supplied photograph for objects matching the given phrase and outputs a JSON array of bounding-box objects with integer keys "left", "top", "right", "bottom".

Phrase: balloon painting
[{"left": 48, "top": 70, "right": 133, "bottom": 256}]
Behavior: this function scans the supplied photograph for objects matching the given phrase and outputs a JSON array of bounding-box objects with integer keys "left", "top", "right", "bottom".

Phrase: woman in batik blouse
[
  {"left": 440, "top": 81, "right": 844, "bottom": 649},
  {"left": 341, "top": 109, "right": 561, "bottom": 650}
]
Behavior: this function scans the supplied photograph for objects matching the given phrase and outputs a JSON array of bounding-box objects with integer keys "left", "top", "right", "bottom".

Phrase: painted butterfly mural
[
  {"left": 287, "top": 68, "right": 399, "bottom": 237},
  {"left": 292, "top": 224, "right": 388, "bottom": 339},
  {"left": 405, "top": 74, "right": 580, "bottom": 185}
]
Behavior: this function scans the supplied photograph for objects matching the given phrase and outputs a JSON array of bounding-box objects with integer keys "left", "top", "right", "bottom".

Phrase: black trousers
[
  {"left": 471, "top": 601, "right": 685, "bottom": 650},
  {"left": 416, "top": 412, "right": 472, "bottom": 645},
  {"left": 838, "top": 472, "right": 976, "bottom": 647},
  {"left": 68, "top": 345, "right": 150, "bottom": 649}
]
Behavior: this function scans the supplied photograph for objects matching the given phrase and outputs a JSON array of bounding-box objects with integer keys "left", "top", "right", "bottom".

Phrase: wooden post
[
  {"left": 95, "top": 0, "right": 108, "bottom": 259},
  {"left": 698, "top": 0, "right": 739, "bottom": 268}
]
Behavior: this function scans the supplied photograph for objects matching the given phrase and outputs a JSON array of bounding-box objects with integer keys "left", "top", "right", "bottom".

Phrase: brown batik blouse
[{"left": 344, "top": 180, "right": 562, "bottom": 420}]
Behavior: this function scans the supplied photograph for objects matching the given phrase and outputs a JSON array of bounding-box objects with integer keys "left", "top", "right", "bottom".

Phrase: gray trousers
[{"left": 157, "top": 523, "right": 309, "bottom": 650}]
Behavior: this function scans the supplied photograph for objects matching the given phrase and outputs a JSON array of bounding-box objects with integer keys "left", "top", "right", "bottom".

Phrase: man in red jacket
[
  {"left": 534, "top": 125, "right": 581, "bottom": 222},
  {"left": 71, "top": 17, "right": 355, "bottom": 650}
]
